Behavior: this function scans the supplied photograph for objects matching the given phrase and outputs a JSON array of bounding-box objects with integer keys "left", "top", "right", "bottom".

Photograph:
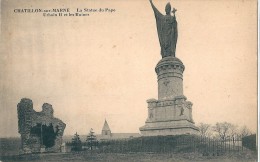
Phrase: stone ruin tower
[{"left": 17, "top": 98, "right": 66, "bottom": 153}]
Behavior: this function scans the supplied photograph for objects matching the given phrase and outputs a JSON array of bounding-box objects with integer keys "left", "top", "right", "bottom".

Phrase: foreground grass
[{"left": 0, "top": 151, "right": 257, "bottom": 162}]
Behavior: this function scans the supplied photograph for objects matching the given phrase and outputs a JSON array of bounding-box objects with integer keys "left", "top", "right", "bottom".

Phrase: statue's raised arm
[
  {"left": 149, "top": 0, "right": 163, "bottom": 18},
  {"left": 149, "top": 0, "right": 178, "bottom": 58}
]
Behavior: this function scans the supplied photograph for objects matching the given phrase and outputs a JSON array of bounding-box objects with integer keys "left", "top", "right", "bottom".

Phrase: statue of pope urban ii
[{"left": 149, "top": 0, "right": 178, "bottom": 58}]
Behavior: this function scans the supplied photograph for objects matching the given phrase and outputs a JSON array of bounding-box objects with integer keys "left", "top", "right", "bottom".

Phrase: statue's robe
[{"left": 150, "top": 2, "right": 178, "bottom": 58}]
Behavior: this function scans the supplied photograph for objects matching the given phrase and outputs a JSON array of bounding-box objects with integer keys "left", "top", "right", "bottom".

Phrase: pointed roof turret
[{"left": 102, "top": 119, "right": 111, "bottom": 131}]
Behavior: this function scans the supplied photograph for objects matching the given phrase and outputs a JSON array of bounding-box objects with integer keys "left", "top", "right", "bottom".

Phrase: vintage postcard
[{"left": 0, "top": 0, "right": 257, "bottom": 161}]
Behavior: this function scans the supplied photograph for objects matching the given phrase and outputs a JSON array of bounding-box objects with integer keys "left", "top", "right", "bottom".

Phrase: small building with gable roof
[{"left": 97, "top": 120, "right": 140, "bottom": 141}]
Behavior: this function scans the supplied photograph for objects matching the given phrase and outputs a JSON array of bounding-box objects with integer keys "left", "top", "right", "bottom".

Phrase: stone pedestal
[
  {"left": 139, "top": 57, "right": 199, "bottom": 136},
  {"left": 156, "top": 57, "right": 184, "bottom": 100}
]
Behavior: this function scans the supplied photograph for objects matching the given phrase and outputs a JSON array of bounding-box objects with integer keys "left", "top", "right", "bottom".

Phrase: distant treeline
[{"left": 66, "top": 134, "right": 256, "bottom": 155}]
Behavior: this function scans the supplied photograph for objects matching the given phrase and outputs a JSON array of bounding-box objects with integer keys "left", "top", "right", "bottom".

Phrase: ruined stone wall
[{"left": 17, "top": 98, "right": 66, "bottom": 154}]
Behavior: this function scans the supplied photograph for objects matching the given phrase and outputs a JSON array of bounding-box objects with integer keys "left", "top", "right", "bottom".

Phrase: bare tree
[
  {"left": 212, "top": 122, "right": 232, "bottom": 141},
  {"left": 198, "top": 123, "right": 211, "bottom": 138},
  {"left": 229, "top": 124, "right": 238, "bottom": 144},
  {"left": 239, "top": 125, "right": 252, "bottom": 138}
]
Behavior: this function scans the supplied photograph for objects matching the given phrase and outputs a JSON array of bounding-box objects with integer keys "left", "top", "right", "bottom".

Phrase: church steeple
[{"left": 101, "top": 119, "right": 111, "bottom": 136}]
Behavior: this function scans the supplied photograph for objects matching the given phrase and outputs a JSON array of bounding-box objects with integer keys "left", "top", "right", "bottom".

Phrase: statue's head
[{"left": 165, "top": 2, "right": 171, "bottom": 15}]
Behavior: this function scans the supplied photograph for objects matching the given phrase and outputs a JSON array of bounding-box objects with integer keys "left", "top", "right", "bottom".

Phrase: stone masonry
[
  {"left": 139, "top": 57, "right": 199, "bottom": 136},
  {"left": 17, "top": 98, "right": 66, "bottom": 154}
]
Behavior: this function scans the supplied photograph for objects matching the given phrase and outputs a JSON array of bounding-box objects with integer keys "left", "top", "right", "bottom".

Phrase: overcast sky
[{"left": 0, "top": 0, "right": 257, "bottom": 137}]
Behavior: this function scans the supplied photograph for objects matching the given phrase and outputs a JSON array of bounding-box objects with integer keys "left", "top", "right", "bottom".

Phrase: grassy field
[
  {"left": 0, "top": 137, "right": 257, "bottom": 162},
  {"left": 0, "top": 138, "right": 21, "bottom": 156},
  {"left": 0, "top": 151, "right": 257, "bottom": 162}
]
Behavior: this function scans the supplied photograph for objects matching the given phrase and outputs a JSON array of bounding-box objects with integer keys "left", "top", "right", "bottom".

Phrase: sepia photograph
[{"left": 0, "top": 0, "right": 258, "bottom": 161}]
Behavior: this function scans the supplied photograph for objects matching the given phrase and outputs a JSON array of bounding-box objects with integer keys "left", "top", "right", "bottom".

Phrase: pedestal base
[
  {"left": 139, "top": 57, "right": 199, "bottom": 136},
  {"left": 140, "top": 120, "right": 199, "bottom": 136}
]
